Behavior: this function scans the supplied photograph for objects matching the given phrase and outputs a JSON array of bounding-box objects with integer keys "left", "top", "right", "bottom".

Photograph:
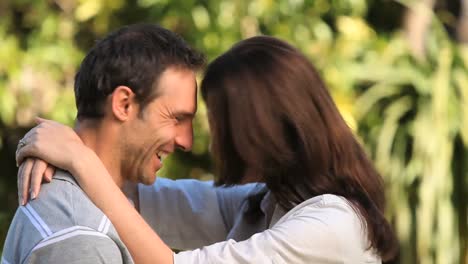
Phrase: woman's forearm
[{"left": 72, "top": 149, "right": 173, "bottom": 264}]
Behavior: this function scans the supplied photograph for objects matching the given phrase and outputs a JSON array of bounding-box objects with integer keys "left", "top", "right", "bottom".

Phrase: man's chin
[{"left": 139, "top": 174, "right": 158, "bottom": 185}]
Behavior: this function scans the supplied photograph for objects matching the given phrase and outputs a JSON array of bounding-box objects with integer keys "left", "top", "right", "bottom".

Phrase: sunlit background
[{"left": 0, "top": 0, "right": 466, "bottom": 263}]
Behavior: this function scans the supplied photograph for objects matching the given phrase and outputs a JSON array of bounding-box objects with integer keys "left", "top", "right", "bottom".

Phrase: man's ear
[{"left": 110, "top": 86, "right": 137, "bottom": 121}]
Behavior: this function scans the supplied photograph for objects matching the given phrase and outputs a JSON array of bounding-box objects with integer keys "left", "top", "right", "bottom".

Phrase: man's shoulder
[
  {"left": 1, "top": 171, "right": 123, "bottom": 264},
  {"left": 28, "top": 170, "right": 106, "bottom": 229}
]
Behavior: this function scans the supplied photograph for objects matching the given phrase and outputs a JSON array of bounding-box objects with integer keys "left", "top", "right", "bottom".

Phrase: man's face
[{"left": 121, "top": 67, "right": 197, "bottom": 185}]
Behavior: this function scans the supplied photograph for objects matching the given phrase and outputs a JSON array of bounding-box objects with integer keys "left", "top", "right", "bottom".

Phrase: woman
[{"left": 16, "top": 36, "right": 398, "bottom": 263}]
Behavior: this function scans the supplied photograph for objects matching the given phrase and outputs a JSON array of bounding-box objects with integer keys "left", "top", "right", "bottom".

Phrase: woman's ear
[{"left": 110, "top": 86, "right": 137, "bottom": 122}]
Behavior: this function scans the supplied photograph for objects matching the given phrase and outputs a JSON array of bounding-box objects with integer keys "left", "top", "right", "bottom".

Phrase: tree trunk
[
  {"left": 457, "top": 0, "right": 468, "bottom": 43},
  {"left": 404, "top": 0, "right": 436, "bottom": 60}
]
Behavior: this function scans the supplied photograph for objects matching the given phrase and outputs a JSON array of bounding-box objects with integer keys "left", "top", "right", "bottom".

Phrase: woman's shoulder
[
  {"left": 273, "top": 194, "right": 381, "bottom": 263},
  {"left": 276, "top": 194, "right": 358, "bottom": 224}
]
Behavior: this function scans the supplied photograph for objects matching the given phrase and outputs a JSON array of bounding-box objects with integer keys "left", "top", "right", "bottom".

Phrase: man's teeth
[{"left": 156, "top": 153, "right": 168, "bottom": 161}]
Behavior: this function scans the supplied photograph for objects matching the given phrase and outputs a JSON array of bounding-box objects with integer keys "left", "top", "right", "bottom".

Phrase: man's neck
[{"left": 74, "top": 119, "right": 125, "bottom": 188}]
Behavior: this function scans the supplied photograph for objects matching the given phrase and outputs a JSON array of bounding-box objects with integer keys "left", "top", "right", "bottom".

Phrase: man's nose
[{"left": 175, "top": 124, "right": 193, "bottom": 152}]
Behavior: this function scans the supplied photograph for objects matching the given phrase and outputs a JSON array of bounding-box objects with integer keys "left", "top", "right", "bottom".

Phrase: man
[{"left": 2, "top": 23, "right": 204, "bottom": 263}]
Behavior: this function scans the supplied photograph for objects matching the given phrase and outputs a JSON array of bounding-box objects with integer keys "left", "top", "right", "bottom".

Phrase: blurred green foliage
[{"left": 0, "top": 0, "right": 466, "bottom": 263}]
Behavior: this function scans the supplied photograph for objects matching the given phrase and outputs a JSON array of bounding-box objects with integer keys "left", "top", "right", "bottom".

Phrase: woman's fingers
[
  {"left": 17, "top": 159, "right": 54, "bottom": 205},
  {"left": 16, "top": 138, "right": 34, "bottom": 166},
  {"left": 35, "top": 116, "right": 59, "bottom": 126},
  {"left": 16, "top": 127, "right": 39, "bottom": 166},
  {"left": 34, "top": 116, "right": 47, "bottom": 124},
  {"left": 30, "top": 159, "right": 49, "bottom": 200},
  {"left": 18, "top": 158, "right": 34, "bottom": 206},
  {"left": 15, "top": 120, "right": 52, "bottom": 165},
  {"left": 17, "top": 161, "right": 25, "bottom": 205},
  {"left": 44, "top": 165, "right": 55, "bottom": 183}
]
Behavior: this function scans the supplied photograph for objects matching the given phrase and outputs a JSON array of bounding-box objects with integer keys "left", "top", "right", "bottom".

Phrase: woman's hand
[
  {"left": 16, "top": 117, "right": 83, "bottom": 166},
  {"left": 16, "top": 117, "right": 89, "bottom": 204}
]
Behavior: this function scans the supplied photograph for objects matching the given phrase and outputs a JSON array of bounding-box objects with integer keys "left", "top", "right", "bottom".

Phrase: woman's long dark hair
[{"left": 201, "top": 36, "right": 398, "bottom": 261}]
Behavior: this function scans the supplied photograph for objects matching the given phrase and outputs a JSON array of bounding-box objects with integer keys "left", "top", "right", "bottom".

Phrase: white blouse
[{"left": 138, "top": 178, "right": 381, "bottom": 264}]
